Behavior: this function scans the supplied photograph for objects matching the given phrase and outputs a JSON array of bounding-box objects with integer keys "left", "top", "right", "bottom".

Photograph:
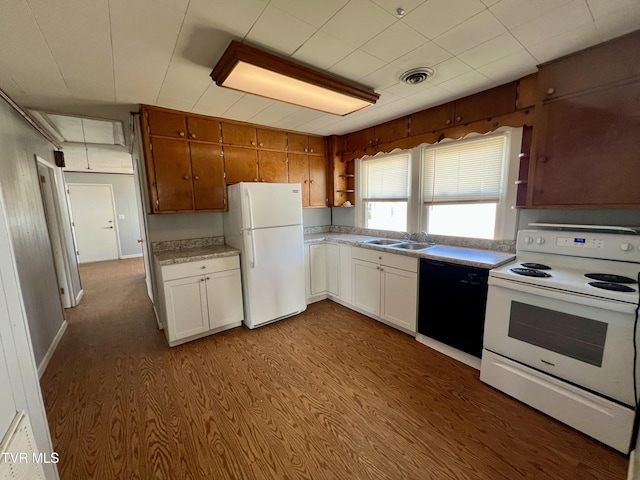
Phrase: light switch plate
[{"left": 118, "top": 214, "right": 125, "bottom": 219}]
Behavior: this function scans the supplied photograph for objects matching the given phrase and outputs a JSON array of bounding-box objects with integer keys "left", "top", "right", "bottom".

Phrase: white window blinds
[
  {"left": 422, "top": 134, "right": 506, "bottom": 204},
  {"left": 361, "top": 154, "right": 409, "bottom": 201}
]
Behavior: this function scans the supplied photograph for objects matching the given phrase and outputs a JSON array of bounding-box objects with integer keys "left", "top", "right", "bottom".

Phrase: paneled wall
[{"left": 0, "top": 99, "right": 66, "bottom": 367}]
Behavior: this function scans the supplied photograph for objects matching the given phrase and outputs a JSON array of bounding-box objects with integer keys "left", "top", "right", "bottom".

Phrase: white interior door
[{"left": 68, "top": 184, "right": 119, "bottom": 263}]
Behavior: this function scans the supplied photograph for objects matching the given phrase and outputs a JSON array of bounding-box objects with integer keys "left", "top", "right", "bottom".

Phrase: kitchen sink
[
  {"left": 365, "top": 238, "right": 403, "bottom": 246},
  {"left": 391, "top": 242, "right": 433, "bottom": 251}
]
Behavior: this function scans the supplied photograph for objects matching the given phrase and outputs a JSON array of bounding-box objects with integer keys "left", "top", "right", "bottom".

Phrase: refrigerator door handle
[
  {"left": 245, "top": 188, "right": 255, "bottom": 230},
  {"left": 248, "top": 230, "right": 257, "bottom": 268}
]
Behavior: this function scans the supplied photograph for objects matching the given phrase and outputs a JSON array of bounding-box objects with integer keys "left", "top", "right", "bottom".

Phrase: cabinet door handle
[
  {"left": 310, "top": 180, "right": 314, "bottom": 184},
  {"left": 200, "top": 278, "right": 205, "bottom": 282},
  {"left": 194, "top": 176, "right": 200, "bottom": 180},
  {"left": 380, "top": 268, "right": 384, "bottom": 272},
  {"left": 310, "top": 149, "right": 314, "bottom": 153},
  {"left": 200, "top": 266, "right": 206, "bottom": 269},
  {"left": 539, "top": 156, "right": 548, "bottom": 163},
  {"left": 456, "top": 116, "right": 462, "bottom": 122},
  {"left": 546, "top": 87, "right": 556, "bottom": 95},
  {"left": 183, "top": 175, "right": 190, "bottom": 180},
  {"left": 206, "top": 277, "right": 210, "bottom": 280},
  {"left": 190, "top": 133, "right": 196, "bottom": 138},
  {"left": 259, "top": 142, "right": 263, "bottom": 147},
  {"left": 179, "top": 131, "right": 185, "bottom": 137},
  {"left": 251, "top": 141, "right": 256, "bottom": 146},
  {"left": 445, "top": 119, "right": 451, "bottom": 125}
]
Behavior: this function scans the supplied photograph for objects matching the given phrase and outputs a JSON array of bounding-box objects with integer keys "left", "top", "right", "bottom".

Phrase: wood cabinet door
[
  {"left": 150, "top": 137, "right": 194, "bottom": 211},
  {"left": 380, "top": 266, "right": 417, "bottom": 332},
  {"left": 146, "top": 109, "right": 187, "bottom": 138},
  {"left": 164, "top": 275, "right": 209, "bottom": 341},
  {"left": 288, "top": 153, "right": 309, "bottom": 207},
  {"left": 257, "top": 129, "right": 286, "bottom": 150},
  {"left": 205, "top": 269, "right": 243, "bottom": 330},
  {"left": 186, "top": 117, "right": 220, "bottom": 142},
  {"left": 287, "top": 132, "right": 308, "bottom": 152},
  {"left": 347, "top": 127, "right": 374, "bottom": 151},
  {"left": 190, "top": 143, "right": 226, "bottom": 210},
  {"left": 308, "top": 155, "right": 327, "bottom": 207},
  {"left": 530, "top": 80, "right": 640, "bottom": 207},
  {"left": 454, "top": 82, "right": 517, "bottom": 124},
  {"left": 308, "top": 136, "right": 326, "bottom": 155},
  {"left": 410, "top": 102, "right": 455, "bottom": 135},
  {"left": 258, "top": 151, "right": 288, "bottom": 183},
  {"left": 221, "top": 123, "right": 257, "bottom": 147},
  {"left": 223, "top": 146, "right": 258, "bottom": 184},
  {"left": 374, "top": 117, "right": 408, "bottom": 144}
]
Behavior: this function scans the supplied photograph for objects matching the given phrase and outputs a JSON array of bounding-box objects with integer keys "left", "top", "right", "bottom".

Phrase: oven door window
[{"left": 508, "top": 301, "right": 607, "bottom": 367}]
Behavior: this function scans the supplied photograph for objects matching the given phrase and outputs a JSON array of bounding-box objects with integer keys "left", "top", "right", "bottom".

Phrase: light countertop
[
  {"left": 154, "top": 244, "right": 240, "bottom": 266},
  {"left": 304, "top": 233, "right": 515, "bottom": 269}
]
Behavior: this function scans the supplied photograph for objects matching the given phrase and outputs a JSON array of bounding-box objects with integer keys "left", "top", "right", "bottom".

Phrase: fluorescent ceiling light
[{"left": 211, "top": 41, "right": 379, "bottom": 116}]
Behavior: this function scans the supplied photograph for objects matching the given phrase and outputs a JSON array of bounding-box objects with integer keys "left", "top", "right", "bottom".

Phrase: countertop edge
[{"left": 154, "top": 246, "right": 241, "bottom": 266}]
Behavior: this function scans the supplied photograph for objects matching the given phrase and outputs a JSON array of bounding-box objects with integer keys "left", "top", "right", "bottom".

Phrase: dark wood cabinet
[
  {"left": 347, "top": 127, "right": 375, "bottom": 151},
  {"left": 529, "top": 80, "right": 640, "bottom": 208},
  {"left": 288, "top": 153, "right": 310, "bottom": 208},
  {"left": 308, "top": 136, "right": 326, "bottom": 155},
  {"left": 149, "top": 137, "right": 194, "bottom": 211},
  {"left": 453, "top": 82, "right": 517, "bottom": 124},
  {"left": 147, "top": 109, "right": 187, "bottom": 138},
  {"left": 288, "top": 153, "right": 327, "bottom": 207},
  {"left": 221, "top": 123, "right": 256, "bottom": 147},
  {"left": 410, "top": 103, "right": 455, "bottom": 135},
  {"left": 288, "top": 133, "right": 325, "bottom": 154},
  {"left": 257, "top": 128, "right": 286, "bottom": 150},
  {"left": 223, "top": 146, "right": 258, "bottom": 184},
  {"left": 186, "top": 117, "right": 220, "bottom": 142},
  {"left": 258, "top": 151, "right": 288, "bottom": 183},
  {"left": 374, "top": 117, "right": 408, "bottom": 144},
  {"left": 190, "top": 143, "right": 226, "bottom": 210}
]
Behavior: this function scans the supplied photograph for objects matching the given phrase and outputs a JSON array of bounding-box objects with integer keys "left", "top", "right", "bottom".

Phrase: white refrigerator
[{"left": 223, "top": 182, "right": 307, "bottom": 329}]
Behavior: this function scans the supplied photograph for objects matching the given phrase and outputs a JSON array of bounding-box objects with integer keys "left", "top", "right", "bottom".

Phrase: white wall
[{"left": 302, "top": 208, "right": 330, "bottom": 227}]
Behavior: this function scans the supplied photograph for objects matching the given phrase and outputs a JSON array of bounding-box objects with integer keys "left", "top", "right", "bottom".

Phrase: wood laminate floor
[{"left": 41, "top": 258, "right": 628, "bottom": 479}]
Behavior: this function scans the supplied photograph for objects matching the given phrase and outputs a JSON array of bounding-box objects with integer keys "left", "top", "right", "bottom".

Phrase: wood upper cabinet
[
  {"left": 288, "top": 133, "right": 326, "bottom": 155},
  {"left": 529, "top": 79, "right": 640, "bottom": 208},
  {"left": 186, "top": 117, "right": 220, "bottom": 142},
  {"left": 309, "top": 155, "right": 327, "bottom": 207},
  {"left": 147, "top": 109, "right": 187, "bottom": 138},
  {"left": 221, "top": 123, "right": 257, "bottom": 147},
  {"left": 190, "top": 143, "right": 226, "bottom": 210},
  {"left": 288, "top": 153, "right": 310, "bottom": 208},
  {"left": 347, "top": 127, "right": 374, "bottom": 151},
  {"left": 258, "top": 151, "right": 288, "bottom": 183},
  {"left": 149, "top": 137, "right": 194, "bottom": 211},
  {"left": 410, "top": 103, "right": 455, "bottom": 135},
  {"left": 453, "top": 82, "right": 517, "bottom": 124},
  {"left": 374, "top": 117, "right": 408, "bottom": 144},
  {"left": 223, "top": 146, "right": 258, "bottom": 183},
  {"left": 257, "top": 128, "right": 286, "bottom": 150}
]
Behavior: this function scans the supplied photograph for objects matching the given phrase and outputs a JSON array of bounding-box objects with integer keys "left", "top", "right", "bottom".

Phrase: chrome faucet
[
  {"left": 404, "top": 231, "right": 412, "bottom": 241},
  {"left": 421, "top": 231, "right": 431, "bottom": 243}
]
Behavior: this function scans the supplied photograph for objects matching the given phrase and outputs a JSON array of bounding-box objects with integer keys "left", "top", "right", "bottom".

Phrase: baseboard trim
[
  {"left": 415, "top": 333, "right": 481, "bottom": 370},
  {"left": 75, "top": 288, "right": 84, "bottom": 305},
  {"left": 120, "top": 253, "right": 143, "bottom": 259},
  {"left": 38, "top": 320, "right": 67, "bottom": 378}
]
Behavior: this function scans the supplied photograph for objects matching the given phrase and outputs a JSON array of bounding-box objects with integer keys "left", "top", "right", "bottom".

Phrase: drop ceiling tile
[
  {"left": 402, "top": 0, "right": 486, "bottom": 39},
  {"left": 27, "top": 0, "right": 115, "bottom": 102},
  {"left": 489, "top": 0, "right": 573, "bottom": 29},
  {"left": 157, "top": 95, "right": 202, "bottom": 114},
  {"left": 321, "top": 0, "right": 396, "bottom": 47},
  {"left": 359, "top": 64, "right": 405, "bottom": 90},
  {"left": 192, "top": 85, "right": 245, "bottom": 116},
  {"left": 428, "top": 57, "right": 473, "bottom": 85},
  {"left": 361, "top": 22, "right": 429, "bottom": 63},
  {"left": 383, "top": 76, "right": 438, "bottom": 97},
  {"left": 477, "top": 50, "right": 538, "bottom": 83},
  {"left": 270, "top": 0, "right": 348, "bottom": 28},
  {"left": 433, "top": 11, "right": 506, "bottom": 55},
  {"left": 329, "top": 50, "right": 386, "bottom": 81},
  {"left": 110, "top": 0, "right": 187, "bottom": 104},
  {"left": 437, "top": 70, "right": 496, "bottom": 96},
  {"left": 588, "top": 0, "right": 640, "bottom": 41},
  {"left": 405, "top": 85, "right": 457, "bottom": 109},
  {"left": 221, "top": 95, "right": 275, "bottom": 121},
  {"left": 186, "top": 0, "right": 267, "bottom": 36},
  {"left": 292, "top": 31, "right": 355, "bottom": 70},
  {"left": 272, "top": 109, "right": 325, "bottom": 130},
  {"left": 245, "top": 5, "right": 316, "bottom": 56},
  {"left": 480, "top": 0, "right": 500, "bottom": 6},
  {"left": 371, "top": 0, "right": 428, "bottom": 16},
  {"left": 511, "top": 0, "right": 594, "bottom": 47},
  {"left": 248, "top": 102, "right": 302, "bottom": 125},
  {"left": 527, "top": 23, "right": 601, "bottom": 63},
  {"left": 458, "top": 32, "right": 524, "bottom": 68},
  {"left": 392, "top": 41, "right": 452, "bottom": 70},
  {"left": 295, "top": 114, "right": 344, "bottom": 135}
]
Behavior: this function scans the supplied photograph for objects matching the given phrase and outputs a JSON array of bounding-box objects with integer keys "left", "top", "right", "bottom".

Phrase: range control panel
[{"left": 517, "top": 229, "right": 640, "bottom": 262}]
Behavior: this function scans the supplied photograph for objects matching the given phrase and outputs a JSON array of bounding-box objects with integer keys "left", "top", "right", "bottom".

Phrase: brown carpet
[{"left": 40, "top": 258, "right": 627, "bottom": 480}]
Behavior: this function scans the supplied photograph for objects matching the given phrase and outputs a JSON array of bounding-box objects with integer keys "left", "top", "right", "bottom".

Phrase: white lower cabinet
[
  {"left": 351, "top": 247, "right": 417, "bottom": 333},
  {"left": 157, "top": 255, "right": 243, "bottom": 346},
  {"left": 305, "top": 242, "right": 349, "bottom": 303}
]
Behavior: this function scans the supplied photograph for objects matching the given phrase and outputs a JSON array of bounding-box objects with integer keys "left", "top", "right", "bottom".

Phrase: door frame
[
  {"left": 67, "top": 183, "right": 122, "bottom": 263},
  {"left": 35, "top": 156, "right": 73, "bottom": 308}
]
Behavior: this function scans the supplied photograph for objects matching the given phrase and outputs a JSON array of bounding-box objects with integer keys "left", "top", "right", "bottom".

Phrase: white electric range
[{"left": 481, "top": 225, "right": 640, "bottom": 453}]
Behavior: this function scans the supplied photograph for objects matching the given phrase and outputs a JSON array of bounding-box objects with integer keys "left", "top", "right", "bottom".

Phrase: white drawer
[
  {"left": 160, "top": 255, "right": 240, "bottom": 281},
  {"left": 352, "top": 247, "right": 417, "bottom": 272}
]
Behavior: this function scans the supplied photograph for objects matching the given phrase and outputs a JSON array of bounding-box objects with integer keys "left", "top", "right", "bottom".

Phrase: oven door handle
[{"left": 488, "top": 278, "right": 634, "bottom": 314}]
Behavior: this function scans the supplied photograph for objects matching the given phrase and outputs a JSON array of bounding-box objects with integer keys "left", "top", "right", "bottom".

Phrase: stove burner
[
  {"left": 510, "top": 267, "right": 552, "bottom": 278},
  {"left": 588, "top": 282, "right": 637, "bottom": 293},
  {"left": 584, "top": 273, "right": 637, "bottom": 284},
  {"left": 521, "top": 262, "right": 551, "bottom": 270}
]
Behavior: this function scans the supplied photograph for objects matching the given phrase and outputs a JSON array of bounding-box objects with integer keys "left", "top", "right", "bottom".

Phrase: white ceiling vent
[
  {"left": 29, "top": 111, "right": 125, "bottom": 146},
  {"left": 400, "top": 67, "right": 435, "bottom": 85}
]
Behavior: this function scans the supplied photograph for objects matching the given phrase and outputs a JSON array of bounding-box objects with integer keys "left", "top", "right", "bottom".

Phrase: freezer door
[
  {"left": 242, "top": 225, "right": 306, "bottom": 327},
  {"left": 241, "top": 182, "right": 303, "bottom": 229}
]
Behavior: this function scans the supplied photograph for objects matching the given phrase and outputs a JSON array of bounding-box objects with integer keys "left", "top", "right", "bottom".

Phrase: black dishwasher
[{"left": 418, "top": 259, "right": 489, "bottom": 358}]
